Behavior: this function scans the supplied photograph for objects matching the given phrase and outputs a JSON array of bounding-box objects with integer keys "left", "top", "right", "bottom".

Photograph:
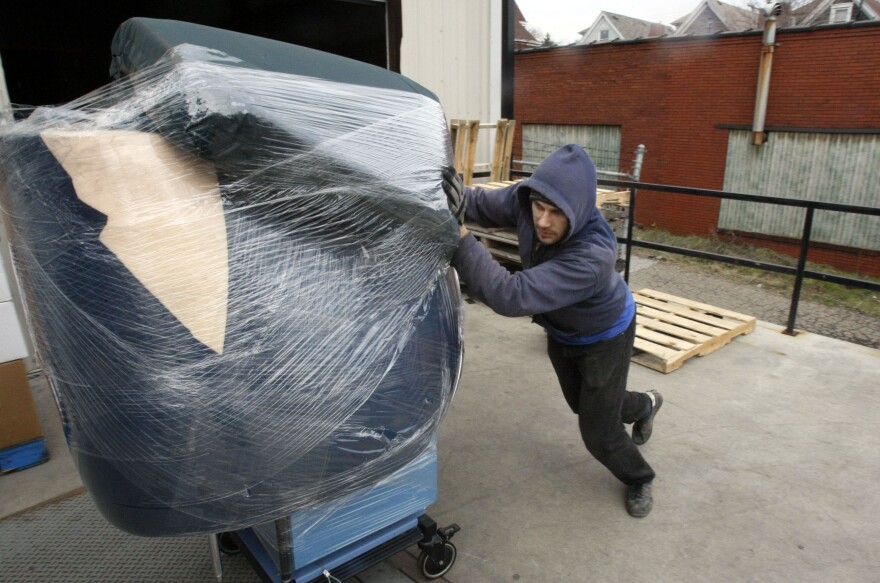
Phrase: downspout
[
  {"left": 501, "top": 0, "right": 514, "bottom": 120},
  {"left": 752, "top": 2, "right": 782, "bottom": 146}
]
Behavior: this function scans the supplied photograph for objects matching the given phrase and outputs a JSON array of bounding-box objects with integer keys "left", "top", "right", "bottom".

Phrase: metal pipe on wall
[{"left": 752, "top": 2, "right": 783, "bottom": 145}]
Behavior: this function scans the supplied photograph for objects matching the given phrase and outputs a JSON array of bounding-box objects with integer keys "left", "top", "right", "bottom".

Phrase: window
[
  {"left": 521, "top": 124, "right": 622, "bottom": 176},
  {"left": 599, "top": 29, "right": 609, "bottom": 40},
  {"left": 830, "top": 3, "right": 853, "bottom": 23}
]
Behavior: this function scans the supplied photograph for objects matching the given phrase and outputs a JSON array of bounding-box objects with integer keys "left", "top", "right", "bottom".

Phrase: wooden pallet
[
  {"left": 464, "top": 224, "right": 521, "bottom": 264},
  {"left": 474, "top": 180, "right": 629, "bottom": 207},
  {"left": 450, "top": 119, "right": 516, "bottom": 185},
  {"left": 597, "top": 188, "right": 630, "bottom": 207},
  {"left": 632, "top": 289, "right": 756, "bottom": 373},
  {"left": 477, "top": 180, "right": 521, "bottom": 190}
]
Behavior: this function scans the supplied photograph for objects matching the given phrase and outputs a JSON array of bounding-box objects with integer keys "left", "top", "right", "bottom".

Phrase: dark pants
[{"left": 547, "top": 316, "right": 655, "bottom": 486}]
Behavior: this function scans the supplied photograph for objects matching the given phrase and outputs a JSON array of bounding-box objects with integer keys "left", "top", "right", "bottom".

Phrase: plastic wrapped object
[{"left": 0, "top": 18, "right": 461, "bottom": 537}]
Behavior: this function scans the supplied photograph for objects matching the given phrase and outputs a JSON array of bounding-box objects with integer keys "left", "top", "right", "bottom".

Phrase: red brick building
[{"left": 513, "top": 22, "right": 880, "bottom": 276}]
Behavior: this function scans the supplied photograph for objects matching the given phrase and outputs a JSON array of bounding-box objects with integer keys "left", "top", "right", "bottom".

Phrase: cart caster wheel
[
  {"left": 217, "top": 532, "right": 241, "bottom": 555},
  {"left": 418, "top": 541, "right": 456, "bottom": 579}
]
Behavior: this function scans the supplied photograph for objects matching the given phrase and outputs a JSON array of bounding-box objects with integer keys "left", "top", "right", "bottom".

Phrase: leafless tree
[{"left": 739, "top": 0, "right": 814, "bottom": 10}]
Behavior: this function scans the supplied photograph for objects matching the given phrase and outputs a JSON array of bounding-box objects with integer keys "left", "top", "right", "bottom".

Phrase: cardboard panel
[
  {"left": 0, "top": 359, "right": 43, "bottom": 449},
  {"left": 42, "top": 130, "right": 228, "bottom": 354}
]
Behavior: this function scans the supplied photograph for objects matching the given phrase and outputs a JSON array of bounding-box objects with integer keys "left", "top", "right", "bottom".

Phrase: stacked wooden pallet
[
  {"left": 463, "top": 224, "right": 520, "bottom": 264},
  {"left": 449, "top": 119, "right": 516, "bottom": 185},
  {"left": 472, "top": 179, "right": 629, "bottom": 207},
  {"left": 475, "top": 180, "right": 520, "bottom": 190},
  {"left": 597, "top": 189, "right": 630, "bottom": 207},
  {"left": 632, "top": 289, "right": 756, "bottom": 373}
]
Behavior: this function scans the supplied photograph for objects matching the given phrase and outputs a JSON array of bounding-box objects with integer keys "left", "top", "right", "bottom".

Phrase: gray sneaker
[
  {"left": 626, "top": 482, "right": 653, "bottom": 517},
  {"left": 632, "top": 390, "right": 663, "bottom": 445}
]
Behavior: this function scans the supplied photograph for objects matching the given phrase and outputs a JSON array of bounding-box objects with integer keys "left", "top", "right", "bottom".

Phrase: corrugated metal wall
[
  {"left": 719, "top": 130, "right": 880, "bottom": 251},
  {"left": 521, "top": 124, "right": 623, "bottom": 175},
  {"left": 399, "top": 0, "right": 497, "bottom": 127}
]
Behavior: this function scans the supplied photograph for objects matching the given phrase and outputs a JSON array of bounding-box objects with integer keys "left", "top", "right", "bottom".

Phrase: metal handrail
[{"left": 598, "top": 179, "right": 880, "bottom": 335}]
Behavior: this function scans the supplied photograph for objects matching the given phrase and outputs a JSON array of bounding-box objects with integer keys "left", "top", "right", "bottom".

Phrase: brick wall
[{"left": 514, "top": 23, "right": 880, "bottom": 276}]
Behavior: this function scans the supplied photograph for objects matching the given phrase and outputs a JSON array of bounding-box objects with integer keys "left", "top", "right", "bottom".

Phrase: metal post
[
  {"left": 208, "top": 535, "right": 223, "bottom": 582},
  {"left": 785, "top": 206, "right": 815, "bottom": 336},
  {"left": 622, "top": 145, "right": 645, "bottom": 283},
  {"left": 623, "top": 185, "right": 636, "bottom": 284},
  {"left": 275, "top": 516, "right": 294, "bottom": 583},
  {"left": 632, "top": 144, "right": 646, "bottom": 182}
]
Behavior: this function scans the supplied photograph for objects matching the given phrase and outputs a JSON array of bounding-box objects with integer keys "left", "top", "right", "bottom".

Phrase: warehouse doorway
[{"left": 0, "top": 0, "right": 399, "bottom": 107}]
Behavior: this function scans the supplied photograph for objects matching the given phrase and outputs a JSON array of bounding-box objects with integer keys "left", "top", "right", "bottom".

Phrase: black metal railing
[{"left": 597, "top": 179, "right": 880, "bottom": 335}]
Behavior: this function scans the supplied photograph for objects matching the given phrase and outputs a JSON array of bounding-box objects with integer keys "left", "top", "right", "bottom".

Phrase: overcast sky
[{"left": 515, "top": 0, "right": 754, "bottom": 44}]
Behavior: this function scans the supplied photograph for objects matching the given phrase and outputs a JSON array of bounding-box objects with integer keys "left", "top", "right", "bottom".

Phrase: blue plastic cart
[{"left": 214, "top": 443, "right": 459, "bottom": 582}]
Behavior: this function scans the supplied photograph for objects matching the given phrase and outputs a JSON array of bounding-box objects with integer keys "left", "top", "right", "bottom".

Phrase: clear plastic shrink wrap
[{"left": 0, "top": 21, "right": 462, "bottom": 537}]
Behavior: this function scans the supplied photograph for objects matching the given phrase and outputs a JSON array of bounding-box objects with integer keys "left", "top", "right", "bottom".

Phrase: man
[{"left": 444, "top": 144, "right": 662, "bottom": 517}]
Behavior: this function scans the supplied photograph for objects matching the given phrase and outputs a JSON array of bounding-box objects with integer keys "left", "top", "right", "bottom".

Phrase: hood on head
[{"left": 517, "top": 144, "right": 597, "bottom": 244}]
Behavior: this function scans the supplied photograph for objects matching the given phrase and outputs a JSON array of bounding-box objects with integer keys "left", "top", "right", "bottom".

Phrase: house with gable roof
[
  {"left": 669, "top": 0, "right": 879, "bottom": 35},
  {"left": 671, "top": 0, "right": 760, "bottom": 35},
  {"left": 575, "top": 11, "right": 673, "bottom": 45},
  {"left": 793, "top": 0, "right": 880, "bottom": 24},
  {"left": 514, "top": 1, "right": 542, "bottom": 49}
]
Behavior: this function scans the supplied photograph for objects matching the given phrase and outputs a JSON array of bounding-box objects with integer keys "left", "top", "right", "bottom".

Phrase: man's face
[{"left": 531, "top": 199, "right": 569, "bottom": 245}]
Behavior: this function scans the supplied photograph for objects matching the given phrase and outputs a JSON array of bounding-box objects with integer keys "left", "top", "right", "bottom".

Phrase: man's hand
[{"left": 442, "top": 166, "right": 467, "bottom": 224}]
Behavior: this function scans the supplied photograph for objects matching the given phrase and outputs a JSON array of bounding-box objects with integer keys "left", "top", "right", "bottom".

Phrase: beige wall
[{"left": 400, "top": 0, "right": 500, "bottom": 134}]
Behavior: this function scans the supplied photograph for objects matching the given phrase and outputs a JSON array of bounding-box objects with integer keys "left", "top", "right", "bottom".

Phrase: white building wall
[
  {"left": 0, "top": 55, "right": 33, "bottom": 369},
  {"left": 0, "top": 224, "right": 32, "bottom": 366},
  {"left": 400, "top": 0, "right": 499, "bottom": 128}
]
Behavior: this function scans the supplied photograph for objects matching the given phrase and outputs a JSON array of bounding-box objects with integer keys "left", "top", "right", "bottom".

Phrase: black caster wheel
[
  {"left": 217, "top": 532, "right": 241, "bottom": 555},
  {"left": 418, "top": 541, "right": 456, "bottom": 579}
]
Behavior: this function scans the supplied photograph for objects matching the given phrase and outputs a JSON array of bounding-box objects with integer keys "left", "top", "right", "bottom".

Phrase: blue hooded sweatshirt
[{"left": 451, "top": 144, "right": 633, "bottom": 344}]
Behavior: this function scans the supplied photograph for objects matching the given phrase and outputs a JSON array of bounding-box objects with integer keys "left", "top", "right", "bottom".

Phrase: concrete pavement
[
  {"left": 1, "top": 288, "right": 878, "bottom": 582},
  {"left": 430, "top": 300, "right": 879, "bottom": 582}
]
